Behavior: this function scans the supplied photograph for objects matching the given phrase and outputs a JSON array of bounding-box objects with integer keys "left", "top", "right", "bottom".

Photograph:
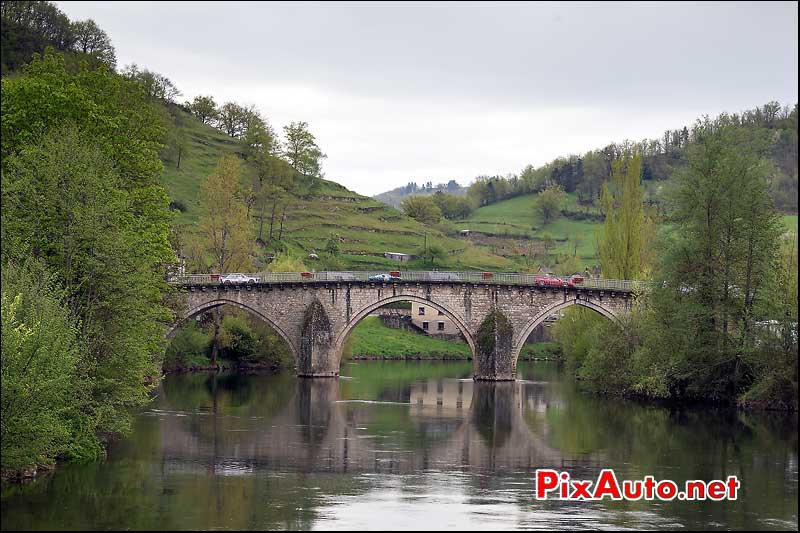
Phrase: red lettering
[
  {"left": 685, "top": 480, "right": 705, "bottom": 500},
  {"left": 726, "top": 476, "right": 740, "bottom": 500},
  {"left": 656, "top": 481, "right": 678, "bottom": 500},
  {"left": 623, "top": 480, "right": 643, "bottom": 500},
  {"left": 571, "top": 480, "right": 593, "bottom": 499},
  {"left": 708, "top": 481, "right": 726, "bottom": 500},
  {"left": 594, "top": 469, "right": 622, "bottom": 500},
  {"left": 643, "top": 476, "right": 656, "bottom": 499},
  {"left": 536, "top": 470, "right": 559, "bottom": 499}
]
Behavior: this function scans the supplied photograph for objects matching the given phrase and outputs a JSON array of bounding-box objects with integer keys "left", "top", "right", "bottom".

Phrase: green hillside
[
  {"left": 453, "top": 192, "right": 603, "bottom": 265},
  {"left": 160, "top": 108, "right": 512, "bottom": 271}
]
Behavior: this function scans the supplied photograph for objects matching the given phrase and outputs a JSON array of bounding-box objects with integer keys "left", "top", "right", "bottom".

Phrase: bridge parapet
[{"left": 171, "top": 271, "right": 644, "bottom": 293}]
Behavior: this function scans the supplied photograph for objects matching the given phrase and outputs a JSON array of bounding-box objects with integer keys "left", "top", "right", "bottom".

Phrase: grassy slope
[
  {"left": 160, "top": 108, "right": 511, "bottom": 270},
  {"left": 343, "top": 316, "right": 471, "bottom": 359},
  {"left": 460, "top": 192, "right": 603, "bottom": 263}
]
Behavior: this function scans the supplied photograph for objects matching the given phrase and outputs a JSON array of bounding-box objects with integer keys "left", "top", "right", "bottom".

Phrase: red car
[{"left": 535, "top": 276, "right": 574, "bottom": 288}]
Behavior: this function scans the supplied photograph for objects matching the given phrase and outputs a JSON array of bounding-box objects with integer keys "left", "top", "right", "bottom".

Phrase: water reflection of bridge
[{"left": 154, "top": 377, "right": 571, "bottom": 476}]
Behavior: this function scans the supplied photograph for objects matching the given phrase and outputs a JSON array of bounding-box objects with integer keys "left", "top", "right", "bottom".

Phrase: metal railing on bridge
[{"left": 171, "top": 271, "right": 645, "bottom": 292}]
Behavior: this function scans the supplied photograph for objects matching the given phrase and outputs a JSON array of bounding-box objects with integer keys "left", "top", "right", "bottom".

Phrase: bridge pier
[
  {"left": 297, "top": 299, "right": 340, "bottom": 377},
  {"left": 473, "top": 308, "right": 516, "bottom": 381}
]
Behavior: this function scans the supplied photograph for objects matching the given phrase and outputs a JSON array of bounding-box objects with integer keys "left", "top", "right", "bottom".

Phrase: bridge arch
[
  {"left": 512, "top": 297, "right": 623, "bottom": 360},
  {"left": 167, "top": 298, "right": 299, "bottom": 360},
  {"left": 334, "top": 295, "right": 477, "bottom": 362}
]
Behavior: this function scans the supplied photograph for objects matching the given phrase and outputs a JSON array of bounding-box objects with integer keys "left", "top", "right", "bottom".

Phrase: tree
[
  {"left": 401, "top": 195, "right": 442, "bottom": 224},
  {"left": 0, "top": 0, "right": 75, "bottom": 73},
  {"left": 163, "top": 123, "right": 188, "bottom": 170},
  {"left": 199, "top": 155, "right": 252, "bottom": 273},
  {"left": 597, "top": 153, "right": 653, "bottom": 280},
  {"left": 325, "top": 233, "right": 341, "bottom": 257},
  {"left": 417, "top": 243, "right": 446, "bottom": 266},
  {"left": 70, "top": 19, "right": 115, "bottom": 67},
  {"left": 534, "top": 184, "right": 566, "bottom": 224},
  {"left": 638, "top": 125, "right": 784, "bottom": 401},
  {"left": 2, "top": 50, "right": 168, "bottom": 185},
  {"left": 1, "top": 256, "right": 101, "bottom": 474},
  {"left": 188, "top": 95, "right": 218, "bottom": 125},
  {"left": 241, "top": 109, "right": 277, "bottom": 158},
  {"left": 432, "top": 191, "right": 473, "bottom": 220},
  {"left": 198, "top": 156, "right": 253, "bottom": 366},
  {"left": 216, "top": 102, "right": 249, "bottom": 138},
  {"left": 120, "top": 64, "right": 181, "bottom": 103},
  {"left": 281, "top": 121, "right": 326, "bottom": 177},
  {"left": 1, "top": 126, "right": 174, "bottom": 438}
]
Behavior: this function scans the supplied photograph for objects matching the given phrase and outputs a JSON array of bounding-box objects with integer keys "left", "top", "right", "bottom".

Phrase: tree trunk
[
  {"left": 268, "top": 199, "right": 278, "bottom": 241},
  {"left": 278, "top": 204, "right": 289, "bottom": 241}
]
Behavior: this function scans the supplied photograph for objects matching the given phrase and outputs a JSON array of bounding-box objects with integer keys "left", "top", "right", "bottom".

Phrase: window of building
[
  {"left": 418, "top": 306, "right": 425, "bottom": 315},
  {"left": 422, "top": 321, "right": 429, "bottom": 330},
  {"left": 437, "top": 322, "right": 445, "bottom": 331}
]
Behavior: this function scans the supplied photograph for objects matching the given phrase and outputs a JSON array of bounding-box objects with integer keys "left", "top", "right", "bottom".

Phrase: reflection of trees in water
[{"left": 3, "top": 367, "right": 797, "bottom": 531}]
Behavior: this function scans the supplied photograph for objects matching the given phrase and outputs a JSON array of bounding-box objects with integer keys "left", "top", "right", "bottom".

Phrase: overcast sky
[{"left": 57, "top": 1, "right": 798, "bottom": 196}]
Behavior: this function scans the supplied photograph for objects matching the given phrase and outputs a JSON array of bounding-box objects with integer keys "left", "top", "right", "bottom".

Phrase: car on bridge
[
  {"left": 534, "top": 276, "right": 575, "bottom": 288},
  {"left": 368, "top": 273, "right": 402, "bottom": 282},
  {"left": 219, "top": 273, "right": 261, "bottom": 284}
]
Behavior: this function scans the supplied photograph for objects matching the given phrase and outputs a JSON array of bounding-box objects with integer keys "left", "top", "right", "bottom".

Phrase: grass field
[
  {"left": 343, "top": 316, "right": 472, "bottom": 359},
  {"left": 459, "top": 192, "right": 603, "bottom": 264},
  {"left": 782, "top": 215, "right": 798, "bottom": 233},
  {"left": 343, "top": 316, "right": 562, "bottom": 361}
]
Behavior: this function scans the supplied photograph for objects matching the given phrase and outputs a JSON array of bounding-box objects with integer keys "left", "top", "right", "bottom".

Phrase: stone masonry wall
[{"left": 176, "top": 282, "right": 633, "bottom": 379}]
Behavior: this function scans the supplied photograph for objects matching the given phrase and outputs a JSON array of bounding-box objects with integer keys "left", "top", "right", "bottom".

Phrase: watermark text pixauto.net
[{"left": 535, "top": 469, "right": 740, "bottom": 501}]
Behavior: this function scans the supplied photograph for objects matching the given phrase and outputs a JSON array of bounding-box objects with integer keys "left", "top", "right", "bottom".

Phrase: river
[{"left": 1, "top": 361, "right": 797, "bottom": 530}]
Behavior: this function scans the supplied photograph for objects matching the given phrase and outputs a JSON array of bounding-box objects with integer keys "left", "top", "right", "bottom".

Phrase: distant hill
[{"left": 374, "top": 180, "right": 467, "bottom": 208}]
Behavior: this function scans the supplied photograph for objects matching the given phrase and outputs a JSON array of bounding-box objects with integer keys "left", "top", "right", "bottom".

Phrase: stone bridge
[{"left": 169, "top": 272, "right": 637, "bottom": 380}]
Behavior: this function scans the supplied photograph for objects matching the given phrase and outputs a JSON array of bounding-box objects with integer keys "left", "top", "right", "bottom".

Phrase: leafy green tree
[
  {"left": 1, "top": 50, "right": 167, "bottom": 186},
  {"left": 188, "top": 95, "right": 218, "bottom": 125},
  {"left": 241, "top": 109, "right": 277, "bottom": 157},
  {"left": 597, "top": 153, "right": 653, "bottom": 279},
  {"left": 0, "top": 1, "right": 75, "bottom": 73},
  {"left": 267, "top": 255, "right": 308, "bottom": 272},
  {"left": 216, "top": 101, "right": 249, "bottom": 138},
  {"left": 325, "top": 234, "right": 341, "bottom": 257},
  {"left": 432, "top": 191, "right": 473, "bottom": 220},
  {"left": 417, "top": 243, "right": 446, "bottom": 266},
  {"left": 1, "top": 257, "right": 101, "bottom": 475},
  {"left": 199, "top": 155, "right": 253, "bottom": 273},
  {"left": 1, "top": 126, "right": 174, "bottom": 437},
  {"left": 534, "top": 184, "right": 566, "bottom": 224},
  {"left": 401, "top": 195, "right": 442, "bottom": 224},
  {"left": 197, "top": 155, "right": 253, "bottom": 366},
  {"left": 120, "top": 64, "right": 181, "bottom": 103},
  {"left": 70, "top": 18, "right": 115, "bottom": 68},
  {"left": 649, "top": 125, "right": 782, "bottom": 399},
  {"left": 281, "top": 121, "right": 326, "bottom": 177}
]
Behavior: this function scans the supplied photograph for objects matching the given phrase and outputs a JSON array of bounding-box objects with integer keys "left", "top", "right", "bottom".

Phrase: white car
[{"left": 219, "top": 273, "right": 261, "bottom": 285}]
